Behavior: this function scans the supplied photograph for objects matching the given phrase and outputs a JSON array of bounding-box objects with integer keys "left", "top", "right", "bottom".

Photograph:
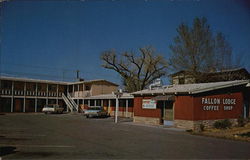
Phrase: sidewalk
[{"left": 120, "top": 121, "right": 186, "bottom": 132}]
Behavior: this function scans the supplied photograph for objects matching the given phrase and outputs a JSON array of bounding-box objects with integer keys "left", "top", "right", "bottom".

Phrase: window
[
  {"left": 14, "top": 81, "right": 24, "bottom": 90},
  {"left": 128, "top": 99, "right": 134, "bottom": 107},
  {"left": 26, "top": 83, "right": 36, "bottom": 91},
  {"left": 1, "top": 80, "right": 12, "bottom": 89},
  {"left": 179, "top": 78, "right": 185, "bottom": 84},
  {"left": 37, "top": 83, "right": 47, "bottom": 91},
  {"left": 48, "top": 84, "right": 57, "bottom": 92},
  {"left": 85, "top": 85, "right": 91, "bottom": 91}
]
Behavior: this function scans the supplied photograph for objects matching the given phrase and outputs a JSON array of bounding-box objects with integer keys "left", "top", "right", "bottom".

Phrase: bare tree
[
  {"left": 100, "top": 46, "right": 168, "bottom": 92},
  {"left": 169, "top": 17, "right": 236, "bottom": 81}
]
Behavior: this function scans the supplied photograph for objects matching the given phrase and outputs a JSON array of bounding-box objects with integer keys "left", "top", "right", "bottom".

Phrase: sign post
[{"left": 113, "top": 89, "right": 123, "bottom": 123}]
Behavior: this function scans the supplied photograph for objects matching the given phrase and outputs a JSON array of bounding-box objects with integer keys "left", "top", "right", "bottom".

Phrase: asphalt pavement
[{"left": 0, "top": 113, "right": 250, "bottom": 159}]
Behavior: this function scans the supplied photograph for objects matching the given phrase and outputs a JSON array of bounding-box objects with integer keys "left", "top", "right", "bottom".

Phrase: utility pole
[
  {"left": 62, "top": 70, "right": 66, "bottom": 81},
  {"left": 76, "top": 70, "right": 80, "bottom": 81}
]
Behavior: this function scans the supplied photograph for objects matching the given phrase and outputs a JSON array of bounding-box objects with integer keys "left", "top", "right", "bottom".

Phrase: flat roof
[
  {"left": 132, "top": 80, "right": 250, "bottom": 95},
  {"left": 84, "top": 93, "right": 134, "bottom": 100},
  {"left": 0, "top": 76, "right": 69, "bottom": 85},
  {"left": 68, "top": 79, "right": 119, "bottom": 86},
  {"left": 169, "top": 68, "right": 249, "bottom": 77},
  {"left": 0, "top": 76, "right": 118, "bottom": 86}
]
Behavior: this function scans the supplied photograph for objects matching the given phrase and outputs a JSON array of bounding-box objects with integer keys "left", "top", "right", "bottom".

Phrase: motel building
[
  {"left": 0, "top": 76, "right": 133, "bottom": 115},
  {"left": 0, "top": 76, "right": 134, "bottom": 118},
  {"left": 132, "top": 80, "right": 250, "bottom": 130},
  {"left": 1, "top": 75, "right": 250, "bottom": 130}
]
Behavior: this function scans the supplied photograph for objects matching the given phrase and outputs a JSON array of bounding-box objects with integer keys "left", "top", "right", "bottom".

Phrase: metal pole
[
  {"left": 46, "top": 84, "right": 48, "bottom": 105},
  {"left": 125, "top": 99, "right": 128, "bottom": 118},
  {"left": 56, "top": 84, "right": 59, "bottom": 105},
  {"left": 108, "top": 99, "right": 111, "bottom": 116},
  {"left": 77, "top": 84, "right": 79, "bottom": 97},
  {"left": 35, "top": 83, "right": 38, "bottom": 112},
  {"left": 11, "top": 81, "right": 14, "bottom": 112},
  {"left": 23, "top": 82, "right": 26, "bottom": 112},
  {"left": 66, "top": 85, "right": 69, "bottom": 112},
  {"left": 82, "top": 98, "right": 85, "bottom": 112},
  {"left": 115, "top": 96, "right": 119, "bottom": 123}
]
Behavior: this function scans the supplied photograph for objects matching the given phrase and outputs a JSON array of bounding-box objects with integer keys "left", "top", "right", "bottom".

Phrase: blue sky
[{"left": 1, "top": 0, "right": 250, "bottom": 85}]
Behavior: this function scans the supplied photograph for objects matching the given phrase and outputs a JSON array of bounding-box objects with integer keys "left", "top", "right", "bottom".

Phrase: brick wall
[
  {"left": 134, "top": 116, "right": 160, "bottom": 125},
  {"left": 174, "top": 119, "right": 238, "bottom": 131}
]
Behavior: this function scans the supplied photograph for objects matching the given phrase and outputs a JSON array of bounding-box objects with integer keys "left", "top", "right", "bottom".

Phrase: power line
[
  {"left": 1, "top": 70, "right": 75, "bottom": 81},
  {"left": 2, "top": 62, "right": 76, "bottom": 72}
]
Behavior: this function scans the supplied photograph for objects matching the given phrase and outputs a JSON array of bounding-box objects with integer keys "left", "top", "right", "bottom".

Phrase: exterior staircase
[{"left": 62, "top": 93, "right": 78, "bottom": 112}]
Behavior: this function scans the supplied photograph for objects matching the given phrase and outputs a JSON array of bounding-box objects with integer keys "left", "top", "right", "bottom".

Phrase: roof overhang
[
  {"left": 84, "top": 93, "right": 134, "bottom": 100},
  {"left": 132, "top": 80, "right": 250, "bottom": 96},
  {"left": 152, "top": 95, "right": 175, "bottom": 101},
  {"left": 189, "top": 80, "right": 249, "bottom": 94},
  {"left": 0, "top": 76, "right": 69, "bottom": 85}
]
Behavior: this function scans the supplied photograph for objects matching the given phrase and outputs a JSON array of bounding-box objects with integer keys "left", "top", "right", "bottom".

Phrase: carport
[{"left": 83, "top": 93, "right": 134, "bottom": 118}]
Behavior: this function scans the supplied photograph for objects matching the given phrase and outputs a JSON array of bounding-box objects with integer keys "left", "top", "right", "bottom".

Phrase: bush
[
  {"left": 213, "top": 119, "right": 232, "bottom": 129},
  {"left": 199, "top": 124, "right": 205, "bottom": 132},
  {"left": 186, "top": 129, "right": 193, "bottom": 133},
  {"left": 237, "top": 116, "right": 246, "bottom": 127}
]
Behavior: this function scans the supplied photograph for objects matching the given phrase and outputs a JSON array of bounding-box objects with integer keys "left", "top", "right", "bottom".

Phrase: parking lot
[{"left": 0, "top": 113, "right": 250, "bottom": 159}]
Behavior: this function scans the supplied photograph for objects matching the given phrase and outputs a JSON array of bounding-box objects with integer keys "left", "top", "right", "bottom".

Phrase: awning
[{"left": 152, "top": 95, "right": 175, "bottom": 101}]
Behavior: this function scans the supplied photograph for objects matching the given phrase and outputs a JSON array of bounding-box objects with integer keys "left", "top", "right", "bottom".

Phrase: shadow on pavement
[
  {"left": 16, "top": 151, "right": 55, "bottom": 158},
  {"left": 0, "top": 146, "right": 18, "bottom": 156}
]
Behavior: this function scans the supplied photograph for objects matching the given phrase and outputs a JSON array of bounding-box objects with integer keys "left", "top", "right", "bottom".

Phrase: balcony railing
[
  {"left": 1, "top": 89, "right": 12, "bottom": 95},
  {"left": 0, "top": 89, "right": 64, "bottom": 97},
  {"left": 26, "top": 91, "right": 36, "bottom": 96},
  {"left": 37, "top": 91, "right": 46, "bottom": 97},
  {"left": 70, "top": 91, "right": 91, "bottom": 98},
  {"left": 14, "top": 90, "right": 24, "bottom": 96}
]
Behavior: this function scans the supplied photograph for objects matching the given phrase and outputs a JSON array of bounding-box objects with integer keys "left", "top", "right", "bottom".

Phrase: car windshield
[{"left": 45, "top": 105, "right": 54, "bottom": 108}]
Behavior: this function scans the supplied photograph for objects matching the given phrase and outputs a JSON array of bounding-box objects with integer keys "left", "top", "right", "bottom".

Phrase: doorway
[{"left": 157, "top": 100, "right": 174, "bottom": 126}]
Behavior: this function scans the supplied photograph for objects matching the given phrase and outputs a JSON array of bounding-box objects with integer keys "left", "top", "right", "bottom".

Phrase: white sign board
[{"left": 142, "top": 99, "right": 156, "bottom": 109}]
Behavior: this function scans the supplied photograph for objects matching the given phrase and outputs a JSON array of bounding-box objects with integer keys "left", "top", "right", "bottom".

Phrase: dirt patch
[{"left": 193, "top": 122, "right": 250, "bottom": 142}]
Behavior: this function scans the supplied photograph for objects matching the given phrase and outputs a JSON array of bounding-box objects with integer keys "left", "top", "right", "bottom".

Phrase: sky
[{"left": 1, "top": 0, "right": 250, "bottom": 85}]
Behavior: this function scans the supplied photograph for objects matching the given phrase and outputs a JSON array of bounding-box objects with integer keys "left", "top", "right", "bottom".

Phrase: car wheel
[{"left": 86, "top": 115, "right": 89, "bottom": 118}]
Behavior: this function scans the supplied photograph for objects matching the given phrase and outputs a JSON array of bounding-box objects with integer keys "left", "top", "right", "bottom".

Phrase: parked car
[
  {"left": 42, "top": 104, "right": 64, "bottom": 114},
  {"left": 84, "top": 106, "right": 108, "bottom": 118}
]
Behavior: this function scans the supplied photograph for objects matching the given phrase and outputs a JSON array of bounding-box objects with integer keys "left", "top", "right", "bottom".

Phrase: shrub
[
  {"left": 213, "top": 119, "right": 232, "bottom": 129},
  {"left": 237, "top": 116, "right": 246, "bottom": 127},
  {"left": 186, "top": 129, "right": 193, "bottom": 133},
  {"left": 199, "top": 124, "right": 205, "bottom": 132}
]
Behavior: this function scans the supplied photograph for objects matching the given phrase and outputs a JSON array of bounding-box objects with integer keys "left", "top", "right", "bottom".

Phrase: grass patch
[{"left": 236, "top": 132, "right": 250, "bottom": 137}]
